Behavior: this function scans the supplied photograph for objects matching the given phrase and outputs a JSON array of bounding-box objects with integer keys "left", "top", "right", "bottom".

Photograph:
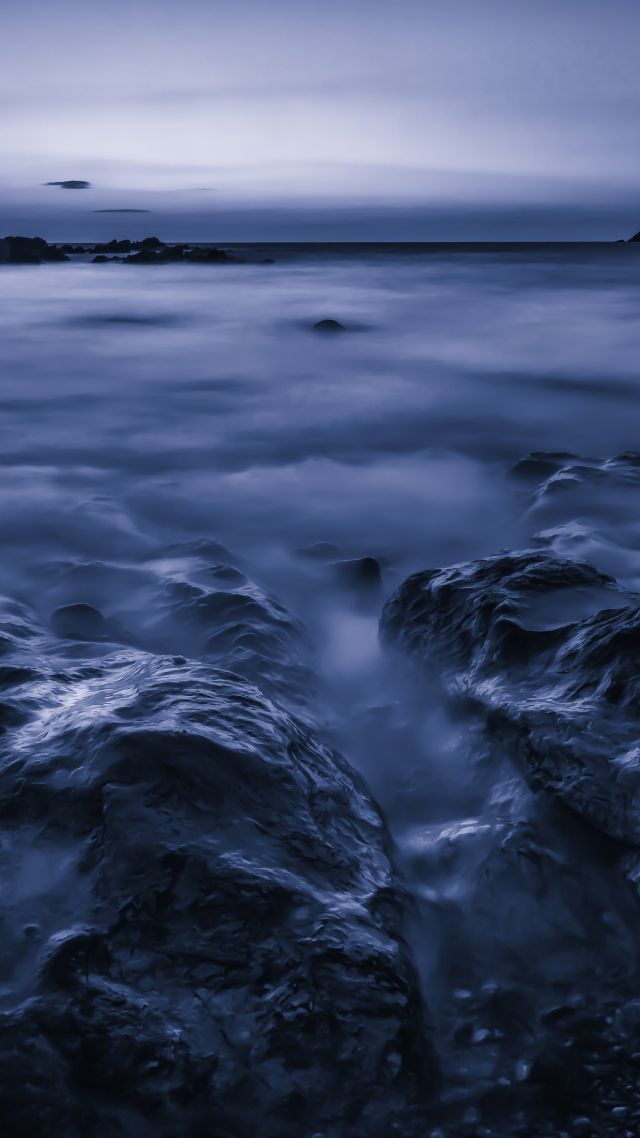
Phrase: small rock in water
[
  {"left": 297, "top": 540, "right": 342, "bottom": 560},
  {"left": 50, "top": 603, "right": 107, "bottom": 641},
  {"left": 312, "top": 318, "right": 346, "bottom": 333},
  {"left": 333, "top": 555, "right": 383, "bottom": 591}
]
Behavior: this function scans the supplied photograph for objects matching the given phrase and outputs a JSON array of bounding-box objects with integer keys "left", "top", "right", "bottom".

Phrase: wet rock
[
  {"left": 91, "top": 255, "right": 109, "bottom": 263},
  {"left": 510, "top": 452, "right": 580, "bottom": 484},
  {"left": 143, "top": 567, "right": 315, "bottom": 711},
  {"left": 51, "top": 603, "right": 108, "bottom": 641},
  {"left": 312, "top": 318, "right": 346, "bottom": 333},
  {"left": 333, "top": 556, "right": 383, "bottom": 591},
  {"left": 0, "top": 599, "right": 437, "bottom": 1136},
  {"left": 381, "top": 550, "right": 640, "bottom": 843}
]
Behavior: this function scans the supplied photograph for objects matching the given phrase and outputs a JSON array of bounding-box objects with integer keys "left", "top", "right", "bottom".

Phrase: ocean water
[{"left": 2, "top": 242, "right": 640, "bottom": 1131}]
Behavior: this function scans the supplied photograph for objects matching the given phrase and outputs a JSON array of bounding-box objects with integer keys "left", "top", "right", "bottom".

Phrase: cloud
[
  {"left": 92, "top": 209, "right": 150, "bottom": 213},
  {"left": 45, "top": 180, "right": 91, "bottom": 189}
]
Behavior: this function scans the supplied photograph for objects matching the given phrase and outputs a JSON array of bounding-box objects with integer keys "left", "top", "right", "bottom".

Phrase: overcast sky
[{"left": 1, "top": 0, "right": 639, "bottom": 239}]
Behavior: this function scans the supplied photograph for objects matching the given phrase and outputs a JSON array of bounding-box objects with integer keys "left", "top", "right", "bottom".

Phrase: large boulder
[
  {"left": 381, "top": 550, "right": 640, "bottom": 843},
  {"left": 0, "top": 596, "right": 436, "bottom": 1137}
]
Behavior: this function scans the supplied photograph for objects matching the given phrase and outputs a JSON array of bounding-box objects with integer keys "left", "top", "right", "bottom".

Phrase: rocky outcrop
[
  {"left": 381, "top": 550, "right": 640, "bottom": 844},
  {"left": 0, "top": 236, "right": 69, "bottom": 264},
  {"left": 86, "top": 237, "right": 235, "bottom": 264},
  {"left": 0, "top": 588, "right": 436, "bottom": 1137},
  {"left": 1, "top": 236, "right": 235, "bottom": 265}
]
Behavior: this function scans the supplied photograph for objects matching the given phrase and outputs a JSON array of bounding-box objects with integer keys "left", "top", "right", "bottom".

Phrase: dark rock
[
  {"left": 0, "top": 236, "right": 69, "bottom": 264},
  {"left": 88, "top": 239, "right": 135, "bottom": 254},
  {"left": 333, "top": 555, "right": 383, "bottom": 591},
  {"left": 0, "top": 599, "right": 437, "bottom": 1137},
  {"left": 312, "top": 318, "right": 346, "bottom": 333},
  {"left": 51, "top": 603, "right": 108, "bottom": 641},
  {"left": 510, "top": 451, "right": 580, "bottom": 484},
  {"left": 91, "top": 255, "right": 109, "bottom": 263},
  {"left": 628, "top": 231, "right": 640, "bottom": 243},
  {"left": 297, "top": 540, "right": 343, "bottom": 560},
  {"left": 381, "top": 550, "right": 640, "bottom": 843},
  {"left": 123, "top": 249, "right": 161, "bottom": 263},
  {"left": 140, "top": 561, "right": 316, "bottom": 711}
]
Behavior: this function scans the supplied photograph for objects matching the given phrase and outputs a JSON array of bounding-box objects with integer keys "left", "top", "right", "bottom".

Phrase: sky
[{"left": 1, "top": 0, "right": 639, "bottom": 240}]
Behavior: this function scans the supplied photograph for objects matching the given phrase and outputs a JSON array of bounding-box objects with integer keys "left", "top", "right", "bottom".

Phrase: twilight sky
[{"left": 1, "top": 0, "right": 639, "bottom": 240}]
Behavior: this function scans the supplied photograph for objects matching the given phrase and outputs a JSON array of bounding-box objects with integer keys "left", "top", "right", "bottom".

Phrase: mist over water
[{"left": 3, "top": 243, "right": 640, "bottom": 1132}]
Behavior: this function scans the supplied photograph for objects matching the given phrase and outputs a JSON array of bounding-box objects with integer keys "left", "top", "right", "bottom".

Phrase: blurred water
[{"left": 2, "top": 243, "right": 640, "bottom": 1109}]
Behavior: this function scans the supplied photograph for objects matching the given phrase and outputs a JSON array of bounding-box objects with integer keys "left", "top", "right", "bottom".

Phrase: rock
[
  {"left": 0, "top": 236, "right": 236, "bottom": 268},
  {"left": 628, "top": 231, "right": 640, "bottom": 242},
  {"left": 510, "top": 452, "right": 580, "bottom": 484},
  {"left": 381, "top": 550, "right": 640, "bottom": 843},
  {"left": 123, "top": 249, "right": 161, "bottom": 263},
  {"left": 0, "top": 236, "right": 68, "bottom": 264},
  {"left": 0, "top": 598, "right": 437, "bottom": 1137},
  {"left": 88, "top": 239, "right": 134, "bottom": 254},
  {"left": 312, "top": 318, "right": 346, "bottom": 333},
  {"left": 51, "top": 603, "right": 108, "bottom": 641},
  {"left": 333, "top": 555, "right": 383, "bottom": 592},
  {"left": 139, "top": 559, "right": 315, "bottom": 712},
  {"left": 121, "top": 241, "right": 234, "bottom": 265},
  {"left": 296, "top": 540, "right": 343, "bottom": 560}
]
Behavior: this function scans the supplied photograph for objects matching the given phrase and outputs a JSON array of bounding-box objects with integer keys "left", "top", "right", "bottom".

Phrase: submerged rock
[
  {"left": 312, "top": 318, "right": 346, "bottom": 333},
  {"left": 51, "top": 603, "right": 108, "bottom": 641},
  {"left": 296, "top": 540, "right": 343, "bottom": 560},
  {"left": 381, "top": 550, "right": 640, "bottom": 843},
  {"left": 333, "top": 555, "right": 383, "bottom": 592},
  {"left": 0, "top": 600, "right": 437, "bottom": 1137}
]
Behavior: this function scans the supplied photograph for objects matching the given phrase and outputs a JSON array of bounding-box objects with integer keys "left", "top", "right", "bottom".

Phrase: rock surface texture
[
  {"left": 381, "top": 550, "right": 640, "bottom": 843},
  {"left": 0, "top": 578, "right": 436, "bottom": 1137}
]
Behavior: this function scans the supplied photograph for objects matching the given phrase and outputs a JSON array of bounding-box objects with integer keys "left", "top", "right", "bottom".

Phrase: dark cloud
[{"left": 45, "top": 180, "right": 91, "bottom": 190}]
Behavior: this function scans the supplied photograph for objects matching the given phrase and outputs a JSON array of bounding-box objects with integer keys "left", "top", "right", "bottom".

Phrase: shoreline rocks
[
  {"left": 1, "top": 235, "right": 236, "bottom": 265},
  {"left": 0, "top": 236, "right": 69, "bottom": 264},
  {"left": 0, "top": 581, "right": 437, "bottom": 1136},
  {"left": 381, "top": 549, "right": 640, "bottom": 844}
]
